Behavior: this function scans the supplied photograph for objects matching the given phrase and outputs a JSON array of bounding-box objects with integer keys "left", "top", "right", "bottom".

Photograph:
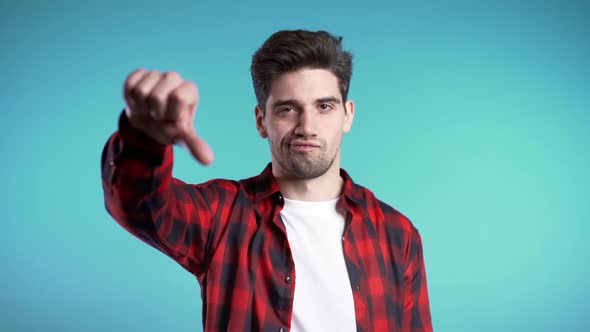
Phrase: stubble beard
[{"left": 271, "top": 140, "right": 338, "bottom": 179}]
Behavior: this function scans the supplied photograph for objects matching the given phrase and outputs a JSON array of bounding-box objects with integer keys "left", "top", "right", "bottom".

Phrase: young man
[{"left": 101, "top": 30, "right": 433, "bottom": 332}]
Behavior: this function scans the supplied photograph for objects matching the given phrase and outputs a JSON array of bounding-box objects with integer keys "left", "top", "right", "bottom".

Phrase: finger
[
  {"left": 123, "top": 68, "right": 148, "bottom": 99},
  {"left": 130, "top": 70, "right": 162, "bottom": 117},
  {"left": 123, "top": 69, "right": 148, "bottom": 113},
  {"left": 146, "top": 71, "right": 184, "bottom": 120},
  {"left": 167, "top": 80, "right": 199, "bottom": 121}
]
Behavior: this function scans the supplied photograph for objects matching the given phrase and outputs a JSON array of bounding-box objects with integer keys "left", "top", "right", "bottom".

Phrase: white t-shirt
[{"left": 280, "top": 197, "right": 357, "bottom": 332}]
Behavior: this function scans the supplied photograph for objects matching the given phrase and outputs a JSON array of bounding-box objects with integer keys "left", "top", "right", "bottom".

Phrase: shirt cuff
[{"left": 117, "top": 109, "right": 170, "bottom": 164}]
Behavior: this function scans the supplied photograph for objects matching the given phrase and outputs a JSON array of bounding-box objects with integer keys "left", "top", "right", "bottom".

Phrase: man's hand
[{"left": 123, "top": 69, "right": 214, "bottom": 165}]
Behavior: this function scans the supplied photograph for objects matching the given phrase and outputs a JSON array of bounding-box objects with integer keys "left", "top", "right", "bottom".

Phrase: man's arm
[
  {"left": 403, "top": 227, "right": 433, "bottom": 332},
  {"left": 100, "top": 69, "right": 223, "bottom": 276}
]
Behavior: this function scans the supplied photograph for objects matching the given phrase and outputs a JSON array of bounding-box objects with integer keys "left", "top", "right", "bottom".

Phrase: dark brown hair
[{"left": 250, "top": 29, "right": 353, "bottom": 111}]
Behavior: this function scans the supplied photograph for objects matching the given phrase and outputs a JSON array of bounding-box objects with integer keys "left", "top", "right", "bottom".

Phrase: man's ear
[
  {"left": 343, "top": 99, "right": 355, "bottom": 133},
  {"left": 255, "top": 105, "right": 268, "bottom": 138}
]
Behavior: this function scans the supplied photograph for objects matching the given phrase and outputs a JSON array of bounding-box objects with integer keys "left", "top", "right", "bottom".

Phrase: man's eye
[
  {"left": 278, "top": 107, "right": 295, "bottom": 113},
  {"left": 319, "top": 103, "right": 333, "bottom": 111}
]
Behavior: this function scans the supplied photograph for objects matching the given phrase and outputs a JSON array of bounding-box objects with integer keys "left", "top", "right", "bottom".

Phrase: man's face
[{"left": 255, "top": 68, "right": 355, "bottom": 179}]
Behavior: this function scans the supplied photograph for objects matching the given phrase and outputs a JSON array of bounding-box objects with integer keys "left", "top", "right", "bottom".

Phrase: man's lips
[
  {"left": 289, "top": 141, "right": 320, "bottom": 148},
  {"left": 289, "top": 141, "right": 321, "bottom": 148},
  {"left": 289, "top": 141, "right": 321, "bottom": 152}
]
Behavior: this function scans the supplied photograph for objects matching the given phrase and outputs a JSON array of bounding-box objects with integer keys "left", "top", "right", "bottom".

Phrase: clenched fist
[{"left": 123, "top": 69, "right": 214, "bottom": 165}]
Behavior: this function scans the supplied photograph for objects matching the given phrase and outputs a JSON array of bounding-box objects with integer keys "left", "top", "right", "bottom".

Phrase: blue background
[{"left": 1, "top": 0, "right": 588, "bottom": 331}]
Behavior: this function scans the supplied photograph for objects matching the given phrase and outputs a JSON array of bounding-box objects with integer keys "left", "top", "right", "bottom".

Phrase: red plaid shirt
[{"left": 101, "top": 113, "right": 433, "bottom": 332}]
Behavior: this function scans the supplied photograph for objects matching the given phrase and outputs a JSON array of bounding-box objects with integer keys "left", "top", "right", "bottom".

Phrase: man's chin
[{"left": 286, "top": 161, "right": 331, "bottom": 179}]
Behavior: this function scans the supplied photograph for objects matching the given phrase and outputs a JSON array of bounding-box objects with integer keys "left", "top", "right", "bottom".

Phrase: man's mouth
[{"left": 289, "top": 141, "right": 320, "bottom": 152}]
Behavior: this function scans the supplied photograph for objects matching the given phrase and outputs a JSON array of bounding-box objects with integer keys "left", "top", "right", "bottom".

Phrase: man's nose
[{"left": 293, "top": 109, "right": 317, "bottom": 137}]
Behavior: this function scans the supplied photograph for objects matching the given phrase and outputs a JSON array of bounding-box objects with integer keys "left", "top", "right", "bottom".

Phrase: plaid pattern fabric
[{"left": 101, "top": 112, "right": 433, "bottom": 332}]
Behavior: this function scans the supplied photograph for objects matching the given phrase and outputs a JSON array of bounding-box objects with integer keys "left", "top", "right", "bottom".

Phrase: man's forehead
[{"left": 267, "top": 68, "right": 341, "bottom": 102}]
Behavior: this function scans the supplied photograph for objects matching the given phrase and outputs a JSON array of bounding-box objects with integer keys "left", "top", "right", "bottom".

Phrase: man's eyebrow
[
  {"left": 270, "top": 99, "right": 303, "bottom": 109},
  {"left": 315, "top": 96, "right": 341, "bottom": 104}
]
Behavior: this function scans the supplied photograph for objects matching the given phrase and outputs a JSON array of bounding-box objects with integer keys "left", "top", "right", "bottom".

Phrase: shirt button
[
  {"left": 109, "top": 160, "right": 115, "bottom": 166},
  {"left": 285, "top": 276, "right": 292, "bottom": 284},
  {"left": 279, "top": 328, "right": 287, "bottom": 332},
  {"left": 355, "top": 284, "right": 360, "bottom": 291}
]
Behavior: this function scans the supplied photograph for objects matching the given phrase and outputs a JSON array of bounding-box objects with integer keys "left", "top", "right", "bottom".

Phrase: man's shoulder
[
  {"left": 189, "top": 168, "right": 268, "bottom": 199},
  {"left": 182, "top": 164, "right": 276, "bottom": 208},
  {"left": 353, "top": 182, "right": 419, "bottom": 235},
  {"left": 189, "top": 177, "right": 241, "bottom": 199},
  {"left": 236, "top": 171, "right": 265, "bottom": 192}
]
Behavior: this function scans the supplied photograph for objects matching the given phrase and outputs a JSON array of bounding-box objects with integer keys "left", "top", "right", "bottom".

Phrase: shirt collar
[{"left": 253, "top": 162, "right": 364, "bottom": 206}]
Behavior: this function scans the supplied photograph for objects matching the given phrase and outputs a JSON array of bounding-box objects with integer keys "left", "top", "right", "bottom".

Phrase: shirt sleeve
[
  {"left": 403, "top": 226, "right": 433, "bottom": 332},
  {"left": 100, "top": 111, "right": 225, "bottom": 276}
]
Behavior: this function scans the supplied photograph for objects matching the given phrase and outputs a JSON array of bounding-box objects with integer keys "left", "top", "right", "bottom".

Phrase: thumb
[{"left": 179, "top": 127, "right": 214, "bottom": 165}]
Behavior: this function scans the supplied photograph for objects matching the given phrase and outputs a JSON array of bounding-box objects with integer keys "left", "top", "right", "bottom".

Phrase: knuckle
[
  {"left": 187, "top": 81, "right": 198, "bottom": 93},
  {"left": 128, "top": 85, "right": 147, "bottom": 100},
  {"left": 150, "top": 69, "right": 162, "bottom": 78},
  {"left": 125, "top": 68, "right": 145, "bottom": 83},
  {"left": 146, "top": 93, "right": 165, "bottom": 110},
  {"left": 131, "top": 67, "right": 146, "bottom": 77},
  {"left": 164, "top": 71, "right": 181, "bottom": 81},
  {"left": 168, "top": 88, "right": 185, "bottom": 105},
  {"left": 150, "top": 69, "right": 162, "bottom": 81},
  {"left": 127, "top": 68, "right": 144, "bottom": 80},
  {"left": 189, "top": 82, "right": 199, "bottom": 103}
]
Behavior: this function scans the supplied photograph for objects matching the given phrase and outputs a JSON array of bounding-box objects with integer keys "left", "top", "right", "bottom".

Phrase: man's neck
[{"left": 273, "top": 163, "right": 343, "bottom": 202}]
